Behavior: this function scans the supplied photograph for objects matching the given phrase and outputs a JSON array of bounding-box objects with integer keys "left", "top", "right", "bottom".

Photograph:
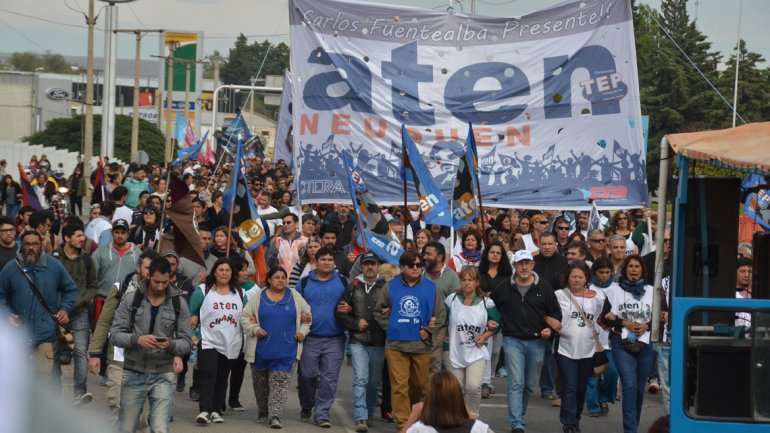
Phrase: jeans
[
  {"left": 503, "top": 336, "right": 545, "bottom": 429},
  {"left": 556, "top": 354, "right": 593, "bottom": 429},
  {"left": 53, "top": 313, "right": 90, "bottom": 396},
  {"left": 118, "top": 369, "right": 175, "bottom": 433},
  {"left": 610, "top": 335, "right": 656, "bottom": 433},
  {"left": 539, "top": 338, "right": 557, "bottom": 396},
  {"left": 656, "top": 345, "right": 671, "bottom": 414},
  {"left": 298, "top": 334, "right": 345, "bottom": 422},
  {"left": 349, "top": 343, "right": 386, "bottom": 421},
  {"left": 586, "top": 350, "right": 618, "bottom": 415},
  {"left": 5, "top": 203, "right": 19, "bottom": 219}
]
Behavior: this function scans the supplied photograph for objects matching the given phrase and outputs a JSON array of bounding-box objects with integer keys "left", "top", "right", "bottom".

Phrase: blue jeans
[
  {"left": 52, "top": 313, "right": 90, "bottom": 396},
  {"left": 5, "top": 203, "right": 19, "bottom": 219},
  {"left": 556, "top": 354, "right": 593, "bottom": 429},
  {"left": 586, "top": 350, "right": 618, "bottom": 414},
  {"left": 610, "top": 335, "right": 655, "bottom": 433},
  {"left": 298, "top": 334, "right": 345, "bottom": 422},
  {"left": 503, "top": 336, "right": 545, "bottom": 429},
  {"left": 118, "top": 369, "right": 175, "bottom": 433},
  {"left": 539, "top": 339, "right": 557, "bottom": 396},
  {"left": 349, "top": 343, "right": 385, "bottom": 421},
  {"left": 656, "top": 345, "right": 671, "bottom": 414}
]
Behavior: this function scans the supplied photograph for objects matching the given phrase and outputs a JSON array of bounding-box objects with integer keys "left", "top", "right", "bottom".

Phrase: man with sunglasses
[
  {"left": 374, "top": 251, "right": 446, "bottom": 431},
  {"left": 266, "top": 213, "right": 307, "bottom": 275},
  {"left": 587, "top": 229, "right": 607, "bottom": 261}
]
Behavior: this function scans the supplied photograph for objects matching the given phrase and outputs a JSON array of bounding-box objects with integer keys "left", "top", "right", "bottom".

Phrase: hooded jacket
[
  {"left": 109, "top": 279, "right": 192, "bottom": 373},
  {"left": 0, "top": 253, "right": 77, "bottom": 345},
  {"left": 92, "top": 241, "right": 142, "bottom": 297}
]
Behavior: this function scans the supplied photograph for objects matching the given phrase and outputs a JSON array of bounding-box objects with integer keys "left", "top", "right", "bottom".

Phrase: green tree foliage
[
  {"left": 220, "top": 35, "right": 290, "bottom": 85},
  {"left": 23, "top": 114, "right": 165, "bottom": 163},
  {"left": 7, "top": 52, "right": 79, "bottom": 73},
  {"left": 635, "top": 0, "right": 770, "bottom": 189}
]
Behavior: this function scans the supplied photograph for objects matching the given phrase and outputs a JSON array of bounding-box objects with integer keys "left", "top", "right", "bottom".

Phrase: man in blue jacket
[
  {"left": 0, "top": 230, "right": 77, "bottom": 381},
  {"left": 297, "top": 247, "right": 348, "bottom": 428}
]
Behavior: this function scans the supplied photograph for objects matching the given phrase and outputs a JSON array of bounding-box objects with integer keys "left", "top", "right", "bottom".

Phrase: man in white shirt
[
  {"left": 110, "top": 186, "right": 134, "bottom": 223},
  {"left": 256, "top": 193, "right": 280, "bottom": 235}
]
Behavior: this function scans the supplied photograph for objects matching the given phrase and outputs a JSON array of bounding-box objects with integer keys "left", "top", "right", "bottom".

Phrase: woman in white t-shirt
[
  {"left": 404, "top": 371, "right": 492, "bottom": 433},
  {"left": 599, "top": 255, "right": 655, "bottom": 433},
  {"left": 554, "top": 261, "right": 605, "bottom": 433},
  {"left": 189, "top": 258, "right": 247, "bottom": 425},
  {"left": 443, "top": 267, "right": 500, "bottom": 417}
]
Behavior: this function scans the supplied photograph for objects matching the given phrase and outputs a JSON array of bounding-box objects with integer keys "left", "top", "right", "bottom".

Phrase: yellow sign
[{"left": 165, "top": 32, "right": 198, "bottom": 44}]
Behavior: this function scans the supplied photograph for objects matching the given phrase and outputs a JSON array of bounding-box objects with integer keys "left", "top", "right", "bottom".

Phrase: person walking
[
  {"left": 443, "top": 266, "right": 500, "bottom": 417},
  {"left": 188, "top": 258, "right": 247, "bottom": 425},
  {"left": 241, "top": 266, "right": 311, "bottom": 428}
]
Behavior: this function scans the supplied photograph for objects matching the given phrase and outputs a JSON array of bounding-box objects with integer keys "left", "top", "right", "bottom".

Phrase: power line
[
  {"left": 0, "top": 7, "right": 86, "bottom": 29},
  {"left": 126, "top": 4, "right": 148, "bottom": 29},
  {"left": 0, "top": 18, "right": 48, "bottom": 51}
]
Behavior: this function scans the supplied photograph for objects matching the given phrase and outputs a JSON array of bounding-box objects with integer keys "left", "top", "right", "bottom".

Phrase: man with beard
[
  {"left": 422, "top": 241, "right": 460, "bottom": 374},
  {"left": 0, "top": 230, "right": 77, "bottom": 380},
  {"left": 53, "top": 223, "right": 98, "bottom": 406}
]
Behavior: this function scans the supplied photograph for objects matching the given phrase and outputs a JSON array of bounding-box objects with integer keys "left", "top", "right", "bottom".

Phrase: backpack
[
  {"left": 299, "top": 274, "right": 348, "bottom": 298},
  {"left": 127, "top": 289, "right": 181, "bottom": 334}
]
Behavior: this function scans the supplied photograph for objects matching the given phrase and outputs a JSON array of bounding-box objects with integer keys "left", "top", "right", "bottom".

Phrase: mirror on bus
[{"left": 684, "top": 308, "right": 769, "bottom": 422}]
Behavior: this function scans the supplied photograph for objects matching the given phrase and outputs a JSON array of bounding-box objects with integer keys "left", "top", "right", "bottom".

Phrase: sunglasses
[
  {"left": 282, "top": 220, "right": 294, "bottom": 225},
  {"left": 534, "top": 221, "right": 548, "bottom": 225},
  {"left": 617, "top": 217, "right": 627, "bottom": 221},
  {"left": 590, "top": 238, "right": 605, "bottom": 243},
  {"left": 556, "top": 226, "right": 570, "bottom": 231},
  {"left": 405, "top": 262, "right": 423, "bottom": 269}
]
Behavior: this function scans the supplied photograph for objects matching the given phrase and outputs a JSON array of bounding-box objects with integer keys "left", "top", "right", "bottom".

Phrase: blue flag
[
  {"left": 223, "top": 140, "right": 267, "bottom": 251},
  {"left": 452, "top": 123, "right": 480, "bottom": 230},
  {"left": 172, "top": 131, "right": 208, "bottom": 167},
  {"left": 401, "top": 125, "right": 452, "bottom": 226},
  {"left": 343, "top": 152, "right": 404, "bottom": 266},
  {"left": 218, "top": 110, "right": 251, "bottom": 154},
  {"left": 174, "top": 112, "right": 188, "bottom": 144}
]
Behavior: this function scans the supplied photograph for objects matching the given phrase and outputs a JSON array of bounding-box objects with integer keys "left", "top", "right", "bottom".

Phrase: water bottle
[{"left": 189, "top": 345, "right": 198, "bottom": 368}]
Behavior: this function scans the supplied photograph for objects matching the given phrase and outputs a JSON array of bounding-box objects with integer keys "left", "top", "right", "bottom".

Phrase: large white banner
[{"left": 290, "top": 0, "right": 646, "bottom": 209}]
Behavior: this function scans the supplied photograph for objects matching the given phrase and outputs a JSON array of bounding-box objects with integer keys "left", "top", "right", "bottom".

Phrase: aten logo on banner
[{"left": 46, "top": 88, "right": 71, "bottom": 101}]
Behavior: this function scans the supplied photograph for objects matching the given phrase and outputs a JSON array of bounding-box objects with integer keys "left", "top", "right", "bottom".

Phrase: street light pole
[
  {"left": 115, "top": 28, "right": 163, "bottom": 161},
  {"left": 83, "top": 0, "right": 96, "bottom": 204}
]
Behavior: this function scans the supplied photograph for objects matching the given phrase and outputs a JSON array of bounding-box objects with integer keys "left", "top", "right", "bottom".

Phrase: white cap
[{"left": 513, "top": 249, "right": 534, "bottom": 263}]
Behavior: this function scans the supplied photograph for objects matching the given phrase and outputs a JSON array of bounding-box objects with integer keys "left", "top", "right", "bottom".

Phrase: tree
[
  {"left": 23, "top": 114, "right": 165, "bottom": 163},
  {"left": 713, "top": 40, "right": 770, "bottom": 128},
  {"left": 7, "top": 51, "right": 78, "bottom": 73}
]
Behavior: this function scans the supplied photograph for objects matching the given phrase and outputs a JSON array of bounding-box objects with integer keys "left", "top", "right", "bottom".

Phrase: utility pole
[
  {"left": 174, "top": 58, "right": 205, "bottom": 124},
  {"left": 115, "top": 28, "right": 163, "bottom": 162},
  {"left": 83, "top": 0, "right": 96, "bottom": 204},
  {"left": 153, "top": 42, "right": 178, "bottom": 162}
]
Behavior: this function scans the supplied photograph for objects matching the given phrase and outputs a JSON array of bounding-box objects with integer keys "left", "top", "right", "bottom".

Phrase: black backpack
[{"left": 127, "top": 289, "right": 182, "bottom": 334}]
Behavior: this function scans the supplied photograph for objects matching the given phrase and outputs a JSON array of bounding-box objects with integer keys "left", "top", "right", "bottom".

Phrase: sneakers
[
  {"left": 73, "top": 392, "right": 93, "bottom": 407},
  {"left": 511, "top": 428, "right": 525, "bottom": 433},
  {"left": 600, "top": 402, "right": 610, "bottom": 415},
  {"left": 543, "top": 391, "right": 558, "bottom": 400},
  {"left": 381, "top": 412, "right": 395, "bottom": 423},
  {"left": 257, "top": 413, "right": 269, "bottom": 423},
  {"left": 315, "top": 419, "right": 331, "bottom": 428},
  {"left": 551, "top": 398, "right": 562, "bottom": 407},
  {"left": 355, "top": 420, "right": 368, "bottom": 432},
  {"left": 196, "top": 412, "right": 211, "bottom": 424},
  {"left": 481, "top": 383, "right": 491, "bottom": 399},
  {"left": 229, "top": 401, "right": 245, "bottom": 411},
  {"left": 647, "top": 378, "right": 660, "bottom": 394},
  {"left": 99, "top": 375, "right": 108, "bottom": 387},
  {"left": 563, "top": 427, "right": 576, "bottom": 433},
  {"left": 300, "top": 409, "right": 312, "bottom": 420},
  {"left": 497, "top": 366, "right": 508, "bottom": 378},
  {"left": 366, "top": 415, "right": 374, "bottom": 427},
  {"left": 209, "top": 412, "right": 224, "bottom": 423},
  {"left": 269, "top": 417, "right": 282, "bottom": 429},
  {"left": 60, "top": 352, "right": 72, "bottom": 365}
]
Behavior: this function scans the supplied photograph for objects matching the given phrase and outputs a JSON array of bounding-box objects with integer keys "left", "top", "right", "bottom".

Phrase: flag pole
[
  {"left": 156, "top": 168, "right": 173, "bottom": 252},
  {"left": 473, "top": 155, "right": 487, "bottom": 247},
  {"left": 354, "top": 212, "right": 368, "bottom": 251},
  {"left": 225, "top": 154, "right": 238, "bottom": 258},
  {"left": 402, "top": 179, "right": 408, "bottom": 246}
]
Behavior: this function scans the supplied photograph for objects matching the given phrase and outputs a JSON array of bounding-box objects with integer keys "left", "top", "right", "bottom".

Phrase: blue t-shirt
[
  {"left": 300, "top": 270, "right": 346, "bottom": 337},
  {"left": 387, "top": 277, "right": 436, "bottom": 342}
]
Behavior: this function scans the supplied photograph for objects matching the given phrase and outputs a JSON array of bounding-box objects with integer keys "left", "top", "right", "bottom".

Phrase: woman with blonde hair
[
  {"left": 404, "top": 371, "right": 492, "bottom": 432},
  {"left": 443, "top": 266, "right": 500, "bottom": 417}
]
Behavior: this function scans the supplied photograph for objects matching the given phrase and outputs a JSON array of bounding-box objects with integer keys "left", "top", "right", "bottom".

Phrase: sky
[{"left": 0, "top": 0, "right": 767, "bottom": 67}]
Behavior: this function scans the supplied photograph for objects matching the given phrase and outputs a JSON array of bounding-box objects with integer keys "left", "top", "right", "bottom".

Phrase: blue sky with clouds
[{"left": 1, "top": 0, "right": 766, "bottom": 67}]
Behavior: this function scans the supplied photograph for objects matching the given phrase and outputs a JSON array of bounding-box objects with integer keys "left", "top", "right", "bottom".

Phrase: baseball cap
[
  {"left": 360, "top": 252, "right": 379, "bottom": 264},
  {"left": 112, "top": 219, "right": 130, "bottom": 232},
  {"left": 513, "top": 250, "right": 534, "bottom": 263}
]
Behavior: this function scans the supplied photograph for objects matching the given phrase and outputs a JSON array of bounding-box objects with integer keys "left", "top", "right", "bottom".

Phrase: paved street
[{"left": 60, "top": 359, "right": 666, "bottom": 432}]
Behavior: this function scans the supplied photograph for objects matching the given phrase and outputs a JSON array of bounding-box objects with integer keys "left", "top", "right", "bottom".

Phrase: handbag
[
  {"left": 622, "top": 337, "right": 647, "bottom": 353},
  {"left": 564, "top": 289, "right": 609, "bottom": 377},
  {"left": 16, "top": 260, "right": 75, "bottom": 350}
]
